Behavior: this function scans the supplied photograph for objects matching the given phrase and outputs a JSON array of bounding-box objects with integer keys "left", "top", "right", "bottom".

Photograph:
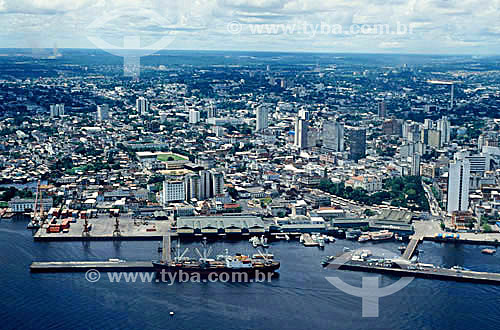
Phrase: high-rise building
[
  {"left": 200, "top": 170, "right": 212, "bottom": 200},
  {"left": 189, "top": 109, "right": 200, "bottom": 124},
  {"left": 162, "top": 179, "right": 185, "bottom": 204},
  {"left": 97, "top": 104, "right": 109, "bottom": 121},
  {"left": 256, "top": 105, "right": 269, "bottom": 132},
  {"left": 294, "top": 117, "right": 308, "bottom": 150},
  {"left": 210, "top": 170, "right": 225, "bottom": 196},
  {"left": 208, "top": 101, "right": 216, "bottom": 119},
  {"left": 298, "top": 109, "right": 310, "bottom": 121},
  {"left": 426, "top": 129, "right": 442, "bottom": 148},
  {"left": 50, "top": 104, "right": 65, "bottom": 117},
  {"left": 447, "top": 156, "right": 470, "bottom": 214},
  {"left": 437, "top": 116, "right": 451, "bottom": 146},
  {"left": 322, "top": 121, "right": 344, "bottom": 152},
  {"left": 184, "top": 174, "right": 202, "bottom": 201},
  {"left": 377, "top": 100, "right": 387, "bottom": 118},
  {"left": 382, "top": 119, "right": 403, "bottom": 136},
  {"left": 136, "top": 97, "right": 149, "bottom": 116},
  {"left": 411, "top": 153, "right": 421, "bottom": 176},
  {"left": 349, "top": 128, "right": 366, "bottom": 161},
  {"left": 455, "top": 151, "right": 491, "bottom": 174}
]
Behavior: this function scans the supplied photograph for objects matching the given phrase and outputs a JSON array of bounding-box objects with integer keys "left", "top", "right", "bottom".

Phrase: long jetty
[
  {"left": 30, "top": 261, "right": 154, "bottom": 273},
  {"left": 328, "top": 261, "right": 500, "bottom": 285}
]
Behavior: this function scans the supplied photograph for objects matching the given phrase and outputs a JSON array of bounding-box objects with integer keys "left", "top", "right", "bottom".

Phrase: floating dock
[
  {"left": 327, "top": 260, "right": 500, "bottom": 285},
  {"left": 30, "top": 261, "right": 154, "bottom": 273}
]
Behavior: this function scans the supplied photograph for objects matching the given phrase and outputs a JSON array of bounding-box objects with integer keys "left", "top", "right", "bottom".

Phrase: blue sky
[{"left": 0, "top": 0, "right": 499, "bottom": 54}]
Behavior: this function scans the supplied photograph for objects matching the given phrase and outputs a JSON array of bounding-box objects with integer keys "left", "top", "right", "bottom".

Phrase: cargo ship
[{"left": 152, "top": 235, "right": 280, "bottom": 276}]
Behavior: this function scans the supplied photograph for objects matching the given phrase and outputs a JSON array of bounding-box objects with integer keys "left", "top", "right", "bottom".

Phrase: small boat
[
  {"left": 358, "top": 234, "right": 371, "bottom": 243},
  {"left": 317, "top": 237, "right": 325, "bottom": 249},
  {"left": 343, "top": 247, "right": 351, "bottom": 253},
  {"left": 27, "top": 221, "right": 41, "bottom": 229},
  {"left": 346, "top": 229, "right": 362, "bottom": 240},
  {"left": 275, "top": 234, "right": 290, "bottom": 241},
  {"left": 398, "top": 245, "right": 407, "bottom": 253},
  {"left": 482, "top": 248, "right": 497, "bottom": 255},
  {"left": 321, "top": 256, "right": 335, "bottom": 267},
  {"left": 370, "top": 230, "right": 394, "bottom": 241}
]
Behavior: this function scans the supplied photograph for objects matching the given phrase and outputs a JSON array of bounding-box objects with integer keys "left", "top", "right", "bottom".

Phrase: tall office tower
[
  {"left": 322, "top": 121, "right": 344, "bottom": 152},
  {"left": 408, "top": 124, "right": 421, "bottom": 143},
  {"left": 97, "top": 104, "right": 109, "bottom": 121},
  {"left": 50, "top": 104, "right": 65, "bottom": 117},
  {"left": 447, "top": 156, "right": 471, "bottom": 214},
  {"left": 200, "top": 170, "right": 211, "bottom": 200},
  {"left": 377, "top": 100, "right": 387, "bottom": 118},
  {"left": 294, "top": 117, "right": 308, "bottom": 150},
  {"left": 210, "top": 170, "right": 225, "bottom": 196},
  {"left": 298, "top": 109, "right": 310, "bottom": 121},
  {"left": 402, "top": 121, "right": 413, "bottom": 139},
  {"left": 424, "top": 129, "right": 442, "bottom": 148},
  {"left": 162, "top": 179, "right": 186, "bottom": 204},
  {"left": 136, "top": 97, "right": 149, "bottom": 116},
  {"left": 411, "top": 153, "right": 421, "bottom": 176},
  {"left": 49, "top": 105, "right": 57, "bottom": 117},
  {"left": 437, "top": 116, "right": 451, "bottom": 146},
  {"left": 349, "top": 128, "right": 366, "bottom": 162},
  {"left": 189, "top": 109, "right": 200, "bottom": 124},
  {"left": 382, "top": 119, "right": 403, "bottom": 136},
  {"left": 256, "top": 105, "right": 269, "bottom": 132},
  {"left": 423, "top": 119, "right": 433, "bottom": 130},
  {"left": 184, "top": 174, "right": 201, "bottom": 201},
  {"left": 57, "top": 104, "right": 64, "bottom": 116},
  {"left": 208, "top": 101, "right": 216, "bottom": 119}
]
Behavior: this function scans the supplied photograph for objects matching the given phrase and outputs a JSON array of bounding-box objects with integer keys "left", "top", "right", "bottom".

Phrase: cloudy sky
[{"left": 0, "top": 0, "right": 499, "bottom": 54}]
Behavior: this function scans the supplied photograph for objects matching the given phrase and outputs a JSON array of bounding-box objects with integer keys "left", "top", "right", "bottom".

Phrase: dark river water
[{"left": 1, "top": 219, "right": 499, "bottom": 330}]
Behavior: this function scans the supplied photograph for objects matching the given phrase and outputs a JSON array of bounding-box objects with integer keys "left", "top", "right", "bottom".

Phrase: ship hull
[{"left": 152, "top": 261, "right": 280, "bottom": 276}]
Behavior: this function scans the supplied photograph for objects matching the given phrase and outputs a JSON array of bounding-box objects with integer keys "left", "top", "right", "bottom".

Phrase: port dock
[
  {"left": 327, "top": 260, "right": 500, "bottom": 285},
  {"left": 30, "top": 261, "right": 154, "bottom": 273}
]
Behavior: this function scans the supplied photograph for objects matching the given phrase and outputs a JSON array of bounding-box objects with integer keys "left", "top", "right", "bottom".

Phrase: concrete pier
[
  {"left": 30, "top": 260, "right": 154, "bottom": 273},
  {"left": 327, "top": 260, "right": 500, "bottom": 285}
]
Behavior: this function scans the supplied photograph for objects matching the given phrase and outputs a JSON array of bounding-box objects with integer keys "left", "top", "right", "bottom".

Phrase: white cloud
[{"left": 0, "top": 0, "right": 498, "bottom": 54}]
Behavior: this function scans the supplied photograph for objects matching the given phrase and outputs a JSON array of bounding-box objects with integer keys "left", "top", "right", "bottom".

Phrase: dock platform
[
  {"left": 30, "top": 261, "right": 154, "bottom": 273},
  {"left": 328, "top": 261, "right": 500, "bottom": 285}
]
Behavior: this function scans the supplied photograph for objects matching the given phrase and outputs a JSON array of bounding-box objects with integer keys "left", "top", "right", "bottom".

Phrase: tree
[{"left": 364, "top": 209, "right": 375, "bottom": 217}]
